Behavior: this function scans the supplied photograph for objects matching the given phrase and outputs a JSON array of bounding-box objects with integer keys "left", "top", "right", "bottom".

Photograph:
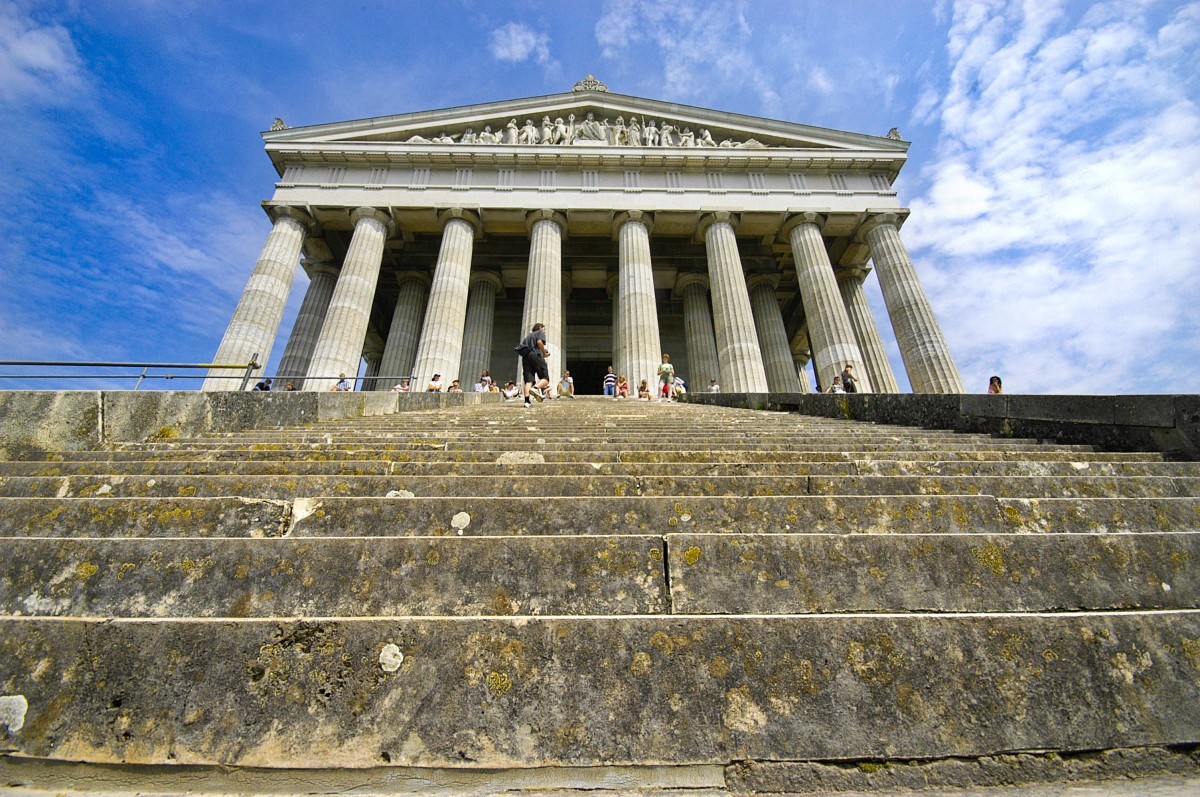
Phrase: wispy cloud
[
  {"left": 489, "top": 21, "right": 552, "bottom": 64},
  {"left": 905, "top": 0, "right": 1200, "bottom": 394},
  {"left": 595, "top": 0, "right": 782, "bottom": 116},
  {"left": 0, "top": 1, "right": 84, "bottom": 105}
]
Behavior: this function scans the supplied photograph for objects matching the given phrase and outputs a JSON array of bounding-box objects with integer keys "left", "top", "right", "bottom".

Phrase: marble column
[
  {"left": 747, "top": 274, "right": 802, "bottom": 393},
  {"left": 304, "top": 207, "right": 393, "bottom": 391},
  {"left": 782, "top": 212, "right": 871, "bottom": 393},
  {"left": 203, "top": 205, "right": 312, "bottom": 390},
  {"left": 614, "top": 211, "right": 662, "bottom": 392},
  {"left": 792, "top": 326, "right": 815, "bottom": 394},
  {"left": 860, "top": 213, "right": 965, "bottom": 393},
  {"left": 361, "top": 335, "right": 383, "bottom": 391},
  {"left": 607, "top": 272, "right": 620, "bottom": 369},
  {"left": 836, "top": 268, "right": 899, "bottom": 393},
  {"left": 411, "top": 208, "right": 480, "bottom": 388},
  {"left": 275, "top": 260, "right": 339, "bottom": 390},
  {"left": 459, "top": 271, "right": 504, "bottom": 386},
  {"left": 519, "top": 210, "right": 566, "bottom": 389},
  {"left": 375, "top": 271, "right": 431, "bottom": 390},
  {"left": 698, "top": 212, "right": 769, "bottom": 393},
  {"left": 674, "top": 273, "right": 720, "bottom": 389}
]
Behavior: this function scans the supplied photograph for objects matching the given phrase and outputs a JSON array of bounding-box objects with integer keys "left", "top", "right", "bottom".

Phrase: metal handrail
[{"left": 0, "top": 356, "right": 261, "bottom": 391}]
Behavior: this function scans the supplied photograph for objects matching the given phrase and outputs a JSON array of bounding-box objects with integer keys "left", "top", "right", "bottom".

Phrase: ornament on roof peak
[
  {"left": 572, "top": 74, "right": 609, "bottom": 93},
  {"left": 270, "top": 117, "right": 290, "bottom": 131}
]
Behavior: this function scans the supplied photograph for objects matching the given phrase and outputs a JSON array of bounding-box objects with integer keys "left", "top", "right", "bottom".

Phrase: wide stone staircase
[{"left": 2, "top": 397, "right": 1199, "bottom": 795}]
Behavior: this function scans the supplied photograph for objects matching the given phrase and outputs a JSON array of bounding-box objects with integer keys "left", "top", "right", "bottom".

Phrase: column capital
[
  {"left": 674, "top": 272, "right": 710, "bottom": 296},
  {"left": 856, "top": 209, "right": 910, "bottom": 241},
  {"left": 438, "top": 207, "right": 482, "bottom": 237},
  {"left": 525, "top": 209, "right": 567, "bottom": 238},
  {"left": 301, "top": 259, "right": 340, "bottom": 280},
  {"left": 780, "top": 211, "right": 828, "bottom": 238},
  {"left": 613, "top": 209, "right": 654, "bottom": 237},
  {"left": 697, "top": 210, "right": 740, "bottom": 238},
  {"left": 606, "top": 271, "right": 620, "bottom": 298},
  {"left": 395, "top": 270, "right": 432, "bottom": 289},
  {"left": 746, "top": 272, "right": 780, "bottom": 292},
  {"left": 469, "top": 270, "right": 504, "bottom": 292},
  {"left": 835, "top": 266, "right": 870, "bottom": 283},
  {"left": 351, "top": 206, "right": 395, "bottom": 237},
  {"left": 264, "top": 203, "right": 316, "bottom": 231}
]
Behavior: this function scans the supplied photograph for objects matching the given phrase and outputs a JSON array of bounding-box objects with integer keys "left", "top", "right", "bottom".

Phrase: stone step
[
  {"left": 2, "top": 612, "right": 1197, "bottom": 768},
  {"left": 26, "top": 448, "right": 1167, "bottom": 463},
  {"left": 4, "top": 495, "right": 1196, "bottom": 539},
  {"left": 3, "top": 473, "right": 1196, "bottom": 500},
  {"left": 2, "top": 533, "right": 1195, "bottom": 619},
  {"left": 3, "top": 458, "right": 1196, "bottom": 479},
  {"left": 115, "top": 439, "right": 1092, "bottom": 454}
]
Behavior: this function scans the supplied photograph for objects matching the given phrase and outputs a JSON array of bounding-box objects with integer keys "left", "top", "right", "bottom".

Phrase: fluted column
[
  {"left": 699, "top": 212, "right": 768, "bottom": 393},
  {"left": 747, "top": 274, "right": 802, "bottom": 393},
  {"left": 411, "top": 208, "right": 480, "bottom": 387},
  {"left": 607, "top": 272, "right": 620, "bottom": 368},
  {"left": 304, "top": 208, "right": 393, "bottom": 390},
  {"left": 203, "top": 206, "right": 313, "bottom": 390},
  {"left": 519, "top": 210, "right": 567, "bottom": 389},
  {"left": 792, "top": 327, "right": 815, "bottom": 394},
  {"left": 615, "top": 211, "right": 662, "bottom": 391},
  {"left": 837, "top": 268, "right": 899, "bottom": 393},
  {"left": 674, "top": 273, "right": 720, "bottom": 389},
  {"left": 274, "top": 260, "right": 339, "bottom": 389},
  {"left": 860, "top": 213, "right": 964, "bottom": 393},
  {"left": 361, "top": 337, "right": 383, "bottom": 391},
  {"left": 459, "top": 271, "right": 504, "bottom": 385},
  {"left": 375, "top": 271, "right": 431, "bottom": 390},
  {"left": 782, "top": 212, "right": 871, "bottom": 393}
]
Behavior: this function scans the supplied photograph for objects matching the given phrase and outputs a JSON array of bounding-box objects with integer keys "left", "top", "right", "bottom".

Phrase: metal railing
[{"left": 0, "top": 356, "right": 262, "bottom": 391}]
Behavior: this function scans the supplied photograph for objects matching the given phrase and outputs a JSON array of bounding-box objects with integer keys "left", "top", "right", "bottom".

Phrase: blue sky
[{"left": 1, "top": 0, "right": 1197, "bottom": 393}]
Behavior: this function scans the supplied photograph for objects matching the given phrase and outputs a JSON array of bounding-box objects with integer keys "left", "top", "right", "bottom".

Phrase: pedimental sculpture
[{"left": 205, "top": 77, "right": 964, "bottom": 395}]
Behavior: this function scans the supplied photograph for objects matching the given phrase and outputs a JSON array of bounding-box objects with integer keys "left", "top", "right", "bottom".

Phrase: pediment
[{"left": 264, "top": 88, "right": 907, "bottom": 154}]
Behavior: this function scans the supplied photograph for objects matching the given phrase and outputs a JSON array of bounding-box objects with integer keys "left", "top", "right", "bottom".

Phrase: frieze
[{"left": 404, "top": 112, "right": 770, "bottom": 150}]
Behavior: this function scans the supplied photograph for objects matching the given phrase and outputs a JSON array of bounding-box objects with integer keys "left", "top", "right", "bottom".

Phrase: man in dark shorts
[{"left": 519, "top": 322, "right": 551, "bottom": 408}]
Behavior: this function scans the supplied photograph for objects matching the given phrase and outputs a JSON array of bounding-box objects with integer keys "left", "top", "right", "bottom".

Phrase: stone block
[
  {"left": 1113, "top": 396, "right": 1175, "bottom": 428},
  {"left": 1005, "top": 395, "right": 1116, "bottom": 424},
  {"left": 0, "top": 392, "right": 100, "bottom": 459},
  {"left": 102, "top": 391, "right": 210, "bottom": 444},
  {"left": 206, "top": 391, "right": 320, "bottom": 432},
  {"left": 2, "top": 613, "right": 1198, "bottom": 768},
  {"left": 0, "top": 536, "right": 668, "bottom": 617},
  {"left": 960, "top": 393, "right": 1008, "bottom": 419},
  {"left": 0, "top": 497, "right": 291, "bottom": 539},
  {"left": 667, "top": 532, "right": 1200, "bottom": 614}
]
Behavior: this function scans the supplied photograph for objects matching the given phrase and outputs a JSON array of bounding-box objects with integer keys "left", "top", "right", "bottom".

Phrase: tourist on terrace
[
  {"left": 603, "top": 366, "right": 617, "bottom": 397},
  {"left": 708, "top": 379, "right": 720, "bottom": 393},
  {"left": 333, "top": 373, "right": 352, "bottom": 391},
  {"left": 988, "top": 375, "right": 1003, "bottom": 394},
  {"left": 841, "top": 364, "right": 859, "bottom": 393},
  {"left": 616, "top": 374, "right": 630, "bottom": 399},
  {"left": 253, "top": 378, "right": 272, "bottom": 391},
  {"left": 426, "top": 374, "right": 443, "bottom": 392},
  {"left": 827, "top": 376, "right": 845, "bottom": 394},
  {"left": 638, "top": 379, "right": 652, "bottom": 400}
]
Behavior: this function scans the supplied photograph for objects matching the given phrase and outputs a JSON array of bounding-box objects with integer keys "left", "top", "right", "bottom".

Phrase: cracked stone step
[{"left": 1, "top": 612, "right": 1197, "bottom": 769}]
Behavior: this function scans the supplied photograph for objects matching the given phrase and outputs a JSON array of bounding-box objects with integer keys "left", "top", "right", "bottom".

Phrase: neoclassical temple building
[{"left": 204, "top": 76, "right": 963, "bottom": 395}]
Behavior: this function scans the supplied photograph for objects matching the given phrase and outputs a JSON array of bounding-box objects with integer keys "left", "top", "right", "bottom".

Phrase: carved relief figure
[
  {"left": 678, "top": 127, "right": 695, "bottom": 147},
  {"left": 643, "top": 120, "right": 659, "bottom": 147},
  {"left": 575, "top": 112, "right": 606, "bottom": 142},
  {"left": 698, "top": 129, "right": 717, "bottom": 147},
  {"left": 478, "top": 125, "right": 498, "bottom": 144},
  {"left": 612, "top": 116, "right": 627, "bottom": 145},
  {"left": 406, "top": 134, "right": 431, "bottom": 143},
  {"left": 541, "top": 116, "right": 554, "bottom": 144},
  {"left": 520, "top": 119, "right": 540, "bottom": 145},
  {"left": 659, "top": 121, "right": 675, "bottom": 147},
  {"left": 505, "top": 119, "right": 519, "bottom": 145},
  {"left": 432, "top": 131, "right": 456, "bottom": 144},
  {"left": 554, "top": 117, "right": 570, "bottom": 144},
  {"left": 627, "top": 118, "right": 643, "bottom": 146},
  {"left": 461, "top": 127, "right": 477, "bottom": 143}
]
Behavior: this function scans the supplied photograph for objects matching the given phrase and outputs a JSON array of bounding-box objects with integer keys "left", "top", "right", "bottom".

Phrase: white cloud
[
  {"left": 0, "top": 1, "right": 84, "bottom": 105},
  {"left": 488, "top": 21, "right": 552, "bottom": 65},
  {"left": 595, "top": 0, "right": 782, "bottom": 116},
  {"left": 903, "top": 0, "right": 1200, "bottom": 394}
]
